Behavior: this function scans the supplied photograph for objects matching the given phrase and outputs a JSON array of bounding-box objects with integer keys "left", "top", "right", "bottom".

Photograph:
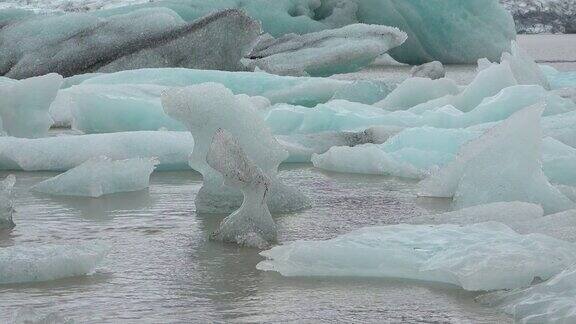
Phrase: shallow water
[{"left": 0, "top": 164, "right": 511, "bottom": 323}]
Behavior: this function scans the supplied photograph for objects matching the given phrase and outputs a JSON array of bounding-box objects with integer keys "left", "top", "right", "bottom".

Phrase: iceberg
[
  {"left": 0, "top": 242, "right": 108, "bottom": 284},
  {"left": 207, "top": 129, "right": 277, "bottom": 248},
  {"left": 478, "top": 266, "right": 576, "bottom": 323},
  {"left": 243, "top": 24, "right": 407, "bottom": 77},
  {"left": 258, "top": 222, "right": 576, "bottom": 291},
  {"left": 161, "top": 82, "right": 310, "bottom": 213},
  {"left": 95, "top": 0, "right": 515, "bottom": 64},
  {"left": 419, "top": 105, "right": 574, "bottom": 214},
  {"left": 410, "top": 61, "right": 445, "bottom": 80},
  {"left": 0, "top": 175, "right": 16, "bottom": 229},
  {"left": 374, "top": 77, "right": 461, "bottom": 111},
  {"left": 501, "top": 40, "right": 551, "bottom": 90},
  {"left": 0, "top": 73, "right": 63, "bottom": 138},
  {"left": 32, "top": 156, "right": 158, "bottom": 198},
  {"left": 0, "top": 8, "right": 260, "bottom": 78},
  {"left": 0, "top": 131, "right": 193, "bottom": 172}
]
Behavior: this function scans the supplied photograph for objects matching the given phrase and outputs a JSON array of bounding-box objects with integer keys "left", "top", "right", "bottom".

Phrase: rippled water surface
[{"left": 0, "top": 165, "right": 511, "bottom": 323}]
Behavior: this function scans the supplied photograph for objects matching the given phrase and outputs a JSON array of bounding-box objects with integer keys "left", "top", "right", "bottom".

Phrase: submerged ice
[
  {"left": 32, "top": 156, "right": 158, "bottom": 198},
  {"left": 207, "top": 129, "right": 277, "bottom": 248},
  {"left": 0, "top": 242, "right": 108, "bottom": 284}
]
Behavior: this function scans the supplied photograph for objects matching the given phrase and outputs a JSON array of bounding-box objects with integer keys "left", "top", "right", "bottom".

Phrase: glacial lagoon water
[{"left": 0, "top": 165, "right": 512, "bottom": 323}]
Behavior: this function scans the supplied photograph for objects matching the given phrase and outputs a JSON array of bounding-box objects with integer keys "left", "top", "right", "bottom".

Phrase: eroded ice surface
[
  {"left": 0, "top": 243, "right": 108, "bottom": 284},
  {"left": 207, "top": 129, "right": 276, "bottom": 248},
  {"left": 32, "top": 156, "right": 158, "bottom": 198},
  {"left": 0, "top": 131, "right": 193, "bottom": 171},
  {"left": 0, "top": 174, "right": 16, "bottom": 229},
  {"left": 0, "top": 8, "right": 260, "bottom": 78},
  {"left": 244, "top": 24, "right": 407, "bottom": 77},
  {"left": 162, "top": 82, "right": 310, "bottom": 213},
  {"left": 420, "top": 105, "right": 574, "bottom": 214},
  {"left": 0, "top": 73, "right": 62, "bottom": 138},
  {"left": 258, "top": 222, "right": 576, "bottom": 291},
  {"left": 478, "top": 265, "right": 576, "bottom": 323}
]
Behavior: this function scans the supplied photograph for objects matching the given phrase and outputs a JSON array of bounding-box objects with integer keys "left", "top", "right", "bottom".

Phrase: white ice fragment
[
  {"left": 244, "top": 24, "right": 407, "bottom": 77},
  {"left": 0, "top": 73, "right": 63, "bottom": 138},
  {"left": 32, "top": 156, "right": 158, "bottom": 198},
  {"left": 410, "top": 61, "right": 445, "bottom": 80},
  {"left": 207, "top": 129, "right": 276, "bottom": 248},
  {"left": 161, "top": 82, "right": 310, "bottom": 213},
  {"left": 0, "top": 242, "right": 108, "bottom": 284},
  {"left": 375, "top": 77, "right": 460, "bottom": 111},
  {"left": 478, "top": 266, "right": 576, "bottom": 323},
  {"left": 419, "top": 104, "right": 574, "bottom": 214},
  {"left": 501, "top": 40, "right": 551, "bottom": 90},
  {"left": 0, "top": 174, "right": 16, "bottom": 229},
  {"left": 258, "top": 222, "right": 576, "bottom": 291}
]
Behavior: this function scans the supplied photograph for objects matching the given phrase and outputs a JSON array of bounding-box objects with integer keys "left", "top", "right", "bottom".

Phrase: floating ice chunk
[
  {"left": 100, "top": 0, "right": 514, "bottom": 64},
  {"left": 514, "top": 209, "right": 576, "bottom": 243},
  {"left": 410, "top": 61, "right": 445, "bottom": 80},
  {"left": 542, "top": 137, "right": 576, "bottom": 186},
  {"left": 279, "top": 126, "right": 401, "bottom": 163},
  {"left": 0, "top": 131, "right": 193, "bottom": 171},
  {"left": 207, "top": 129, "right": 276, "bottom": 248},
  {"left": 244, "top": 24, "right": 407, "bottom": 77},
  {"left": 162, "top": 82, "right": 310, "bottom": 213},
  {"left": 32, "top": 156, "right": 158, "bottom": 198},
  {"left": 330, "top": 80, "right": 392, "bottom": 105},
  {"left": 501, "top": 40, "right": 551, "bottom": 90},
  {"left": 0, "top": 242, "right": 108, "bottom": 284},
  {"left": 409, "top": 61, "right": 518, "bottom": 113},
  {"left": 409, "top": 202, "right": 544, "bottom": 227},
  {"left": 0, "top": 175, "right": 16, "bottom": 229},
  {"left": 419, "top": 105, "right": 574, "bottom": 214},
  {"left": 77, "top": 68, "right": 379, "bottom": 108},
  {"left": 375, "top": 77, "right": 460, "bottom": 111},
  {"left": 0, "top": 73, "right": 63, "bottom": 138},
  {"left": 0, "top": 8, "right": 260, "bottom": 78},
  {"left": 258, "top": 222, "right": 576, "bottom": 291},
  {"left": 478, "top": 266, "right": 576, "bottom": 323}
]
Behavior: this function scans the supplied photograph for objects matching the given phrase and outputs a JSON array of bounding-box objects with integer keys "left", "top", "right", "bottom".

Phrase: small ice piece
[
  {"left": 0, "top": 242, "right": 108, "bottom": 284},
  {"left": 161, "top": 82, "right": 310, "bottom": 213},
  {"left": 419, "top": 104, "right": 574, "bottom": 214},
  {"left": 244, "top": 24, "right": 407, "bottom": 77},
  {"left": 32, "top": 156, "right": 158, "bottom": 198},
  {"left": 501, "top": 40, "right": 551, "bottom": 90},
  {"left": 478, "top": 266, "right": 576, "bottom": 323},
  {"left": 257, "top": 222, "right": 576, "bottom": 291},
  {"left": 207, "top": 129, "right": 276, "bottom": 248},
  {"left": 410, "top": 61, "right": 445, "bottom": 80},
  {"left": 0, "top": 174, "right": 16, "bottom": 229},
  {"left": 375, "top": 77, "right": 460, "bottom": 111},
  {"left": 0, "top": 73, "right": 63, "bottom": 138},
  {"left": 0, "top": 131, "right": 193, "bottom": 172}
]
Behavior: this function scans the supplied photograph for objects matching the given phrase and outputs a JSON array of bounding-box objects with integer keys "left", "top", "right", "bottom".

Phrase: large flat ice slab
[{"left": 258, "top": 222, "right": 576, "bottom": 291}]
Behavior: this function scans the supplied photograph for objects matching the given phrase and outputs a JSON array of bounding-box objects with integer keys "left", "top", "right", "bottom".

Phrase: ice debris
[
  {"left": 0, "top": 242, "right": 108, "bottom": 284},
  {"left": 257, "top": 222, "right": 576, "bottom": 291},
  {"left": 207, "top": 129, "right": 277, "bottom": 248},
  {"left": 32, "top": 156, "right": 158, "bottom": 198},
  {"left": 410, "top": 61, "right": 445, "bottom": 80},
  {"left": 243, "top": 24, "right": 407, "bottom": 77},
  {"left": 0, "top": 73, "right": 63, "bottom": 138},
  {"left": 161, "top": 82, "right": 310, "bottom": 213},
  {"left": 0, "top": 174, "right": 16, "bottom": 229},
  {"left": 419, "top": 105, "right": 574, "bottom": 214}
]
